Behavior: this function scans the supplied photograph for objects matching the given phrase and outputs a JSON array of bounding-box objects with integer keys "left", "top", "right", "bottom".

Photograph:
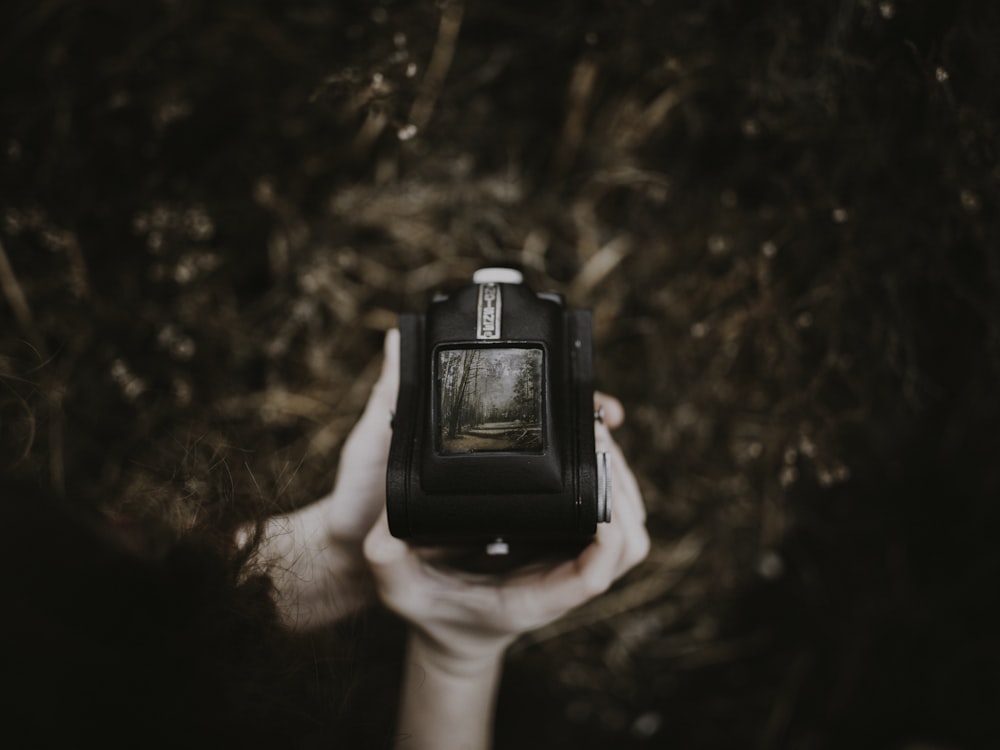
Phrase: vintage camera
[{"left": 386, "top": 268, "right": 610, "bottom": 568}]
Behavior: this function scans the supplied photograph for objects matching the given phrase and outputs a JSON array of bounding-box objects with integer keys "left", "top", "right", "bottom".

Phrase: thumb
[{"left": 363, "top": 510, "right": 407, "bottom": 565}]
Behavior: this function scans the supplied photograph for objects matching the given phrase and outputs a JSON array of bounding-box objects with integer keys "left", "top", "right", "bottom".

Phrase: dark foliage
[{"left": 2, "top": 1, "right": 998, "bottom": 748}]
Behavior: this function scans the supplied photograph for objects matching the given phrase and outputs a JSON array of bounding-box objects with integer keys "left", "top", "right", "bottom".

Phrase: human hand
[
  {"left": 322, "top": 327, "right": 400, "bottom": 537},
  {"left": 258, "top": 329, "right": 400, "bottom": 628},
  {"left": 363, "top": 391, "right": 649, "bottom": 668}
]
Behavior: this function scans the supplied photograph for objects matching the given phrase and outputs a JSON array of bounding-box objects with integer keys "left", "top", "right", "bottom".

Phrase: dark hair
[{"left": 1, "top": 479, "right": 332, "bottom": 749}]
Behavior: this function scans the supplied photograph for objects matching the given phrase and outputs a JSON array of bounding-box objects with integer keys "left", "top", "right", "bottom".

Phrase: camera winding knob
[
  {"left": 472, "top": 267, "right": 524, "bottom": 285},
  {"left": 596, "top": 451, "right": 611, "bottom": 523}
]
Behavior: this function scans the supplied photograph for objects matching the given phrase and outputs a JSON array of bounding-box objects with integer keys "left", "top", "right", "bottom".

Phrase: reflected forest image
[{"left": 438, "top": 348, "right": 543, "bottom": 453}]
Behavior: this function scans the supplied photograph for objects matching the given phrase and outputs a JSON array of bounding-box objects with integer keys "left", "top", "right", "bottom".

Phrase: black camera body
[{"left": 386, "top": 268, "right": 609, "bottom": 565}]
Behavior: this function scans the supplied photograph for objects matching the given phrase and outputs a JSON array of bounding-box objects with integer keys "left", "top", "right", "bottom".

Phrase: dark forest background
[{"left": 1, "top": 1, "right": 999, "bottom": 748}]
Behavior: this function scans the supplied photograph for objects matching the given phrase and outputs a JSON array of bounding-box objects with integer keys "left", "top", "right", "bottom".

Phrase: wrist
[{"left": 406, "top": 627, "right": 508, "bottom": 681}]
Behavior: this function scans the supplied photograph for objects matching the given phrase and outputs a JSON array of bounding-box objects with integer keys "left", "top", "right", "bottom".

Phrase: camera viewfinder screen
[{"left": 437, "top": 348, "right": 543, "bottom": 454}]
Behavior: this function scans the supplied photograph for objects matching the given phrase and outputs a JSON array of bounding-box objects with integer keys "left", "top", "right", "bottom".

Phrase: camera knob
[
  {"left": 485, "top": 537, "right": 509, "bottom": 556},
  {"left": 472, "top": 267, "right": 524, "bottom": 285},
  {"left": 596, "top": 451, "right": 611, "bottom": 523}
]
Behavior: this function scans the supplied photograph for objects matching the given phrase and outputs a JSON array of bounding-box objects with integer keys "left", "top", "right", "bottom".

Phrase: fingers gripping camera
[{"left": 386, "top": 268, "right": 610, "bottom": 561}]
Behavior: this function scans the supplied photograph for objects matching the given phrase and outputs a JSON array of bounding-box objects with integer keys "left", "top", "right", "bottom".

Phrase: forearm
[
  {"left": 256, "top": 500, "right": 373, "bottom": 629},
  {"left": 395, "top": 631, "right": 506, "bottom": 750}
]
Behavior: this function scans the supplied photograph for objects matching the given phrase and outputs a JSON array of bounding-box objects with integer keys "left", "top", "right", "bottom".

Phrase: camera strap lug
[{"left": 485, "top": 537, "right": 510, "bottom": 556}]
